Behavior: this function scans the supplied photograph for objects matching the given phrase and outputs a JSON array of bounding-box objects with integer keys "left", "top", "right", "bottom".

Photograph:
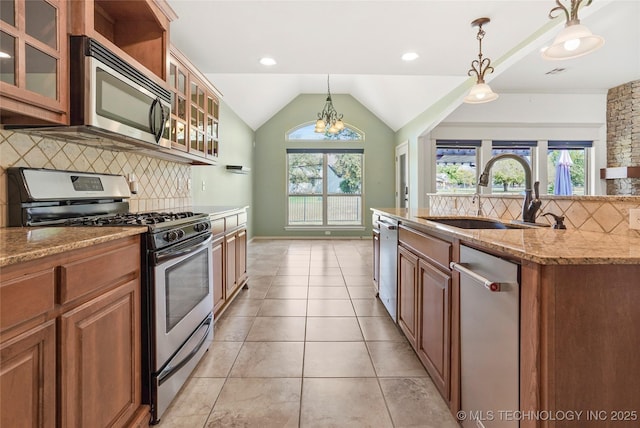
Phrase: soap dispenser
[{"left": 542, "top": 212, "right": 566, "bottom": 229}]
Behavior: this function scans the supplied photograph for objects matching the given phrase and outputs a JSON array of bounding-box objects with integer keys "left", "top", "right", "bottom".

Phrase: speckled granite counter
[
  {"left": 373, "top": 208, "right": 640, "bottom": 265},
  {"left": 0, "top": 227, "right": 147, "bottom": 267}
]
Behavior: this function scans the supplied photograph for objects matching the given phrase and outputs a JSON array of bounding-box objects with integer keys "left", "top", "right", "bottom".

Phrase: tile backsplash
[
  {"left": 0, "top": 129, "right": 192, "bottom": 227},
  {"left": 428, "top": 194, "right": 640, "bottom": 237}
]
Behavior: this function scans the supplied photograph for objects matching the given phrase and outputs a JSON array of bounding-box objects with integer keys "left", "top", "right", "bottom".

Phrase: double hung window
[{"left": 286, "top": 149, "right": 363, "bottom": 227}]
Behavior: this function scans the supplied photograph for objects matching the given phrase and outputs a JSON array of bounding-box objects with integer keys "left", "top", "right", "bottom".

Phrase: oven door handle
[
  {"left": 154, "top": 234, "right": 213, "bottom": 264},
  {"left": 157, "top": 314, "right": 212, "bottom": 385}
]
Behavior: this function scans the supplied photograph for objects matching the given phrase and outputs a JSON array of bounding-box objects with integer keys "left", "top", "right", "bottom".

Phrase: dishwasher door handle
[
  {"left": 450, "top": 262, "right": 501, "bottom": 292},
  {"left": 378, "top": 220, "right": 397, "bottom": 230}
]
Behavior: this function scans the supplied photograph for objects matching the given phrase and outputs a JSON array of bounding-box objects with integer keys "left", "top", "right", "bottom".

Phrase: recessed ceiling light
[
  {"left": 401, "top": 52, "right": 419, "bottom": 61},
  {"left": 260, "top": 57, "right": 277, "bottom": 66}
]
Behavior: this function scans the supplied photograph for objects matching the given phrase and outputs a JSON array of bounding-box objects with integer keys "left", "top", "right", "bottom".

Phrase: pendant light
[
  {"left": 542, "top": 0, "right": 604, "bottom": 60},
  {"left": 315, "top": 75, "right": 344, "bottom": 134},
  {"left": 464, "top": 17, "right": 499, "bottom": 104}
]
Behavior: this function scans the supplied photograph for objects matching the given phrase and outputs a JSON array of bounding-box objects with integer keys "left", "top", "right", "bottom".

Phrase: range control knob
[
  {"left": 194, "top": 222, "right": 210, "bottom": 232},
  {"left": 164, "top": 229, "right": 184, "bottom": 242}
]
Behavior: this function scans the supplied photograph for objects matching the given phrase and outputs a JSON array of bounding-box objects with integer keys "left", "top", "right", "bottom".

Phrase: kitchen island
[{"left": 373, "top": 208, "right": 640, "bottom": 428}]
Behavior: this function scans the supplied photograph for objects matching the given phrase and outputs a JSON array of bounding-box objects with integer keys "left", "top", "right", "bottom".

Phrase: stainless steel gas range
[{"left": 7, "top": 167, "right": 214, "bottom": 424}]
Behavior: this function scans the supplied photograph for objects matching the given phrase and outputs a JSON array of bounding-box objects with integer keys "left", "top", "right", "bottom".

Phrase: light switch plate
[{"left": 629, "top": 209, "right": 640, "bottom": 230}]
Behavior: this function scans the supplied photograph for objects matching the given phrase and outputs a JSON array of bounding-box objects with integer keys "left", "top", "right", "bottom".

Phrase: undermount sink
[{"left": 419, "top": 217, "right": 526, "bottom": 230}]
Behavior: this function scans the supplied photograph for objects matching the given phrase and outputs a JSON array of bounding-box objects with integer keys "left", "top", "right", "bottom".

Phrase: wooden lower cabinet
[
  {"left": 236, "top": 228, "right": 247, "bottom": 287},
  {"left": 225, "top": 232, "right": 238, "bottom": 296},
  {"left": 397, "top": 246, "right": 418, "bottom": 348},
  {"left": 212, "top": 236, "right": 225, "bottom": 315},
  {"left": 397, "top": 225, "right": 453, "bottom": 406},
  {"left": 417, "top": 259, "right": 451, "bottom": 400},
  {"left": 59, "top": 278, "right": 140, "bottom": 428},
  {"left": 0, "top": 320, "right": 56, "bottom": 428},
  {"left": 211, "top": 209, "right": 249, "bottom": 318},
  {"left": 0, "top": 235, "right": 147, "bottom": 428}
]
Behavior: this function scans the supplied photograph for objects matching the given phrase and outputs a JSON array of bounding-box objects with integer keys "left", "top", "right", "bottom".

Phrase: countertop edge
[
  {"left": 372, "top": 208, "right": 640, "bottom": 265},
  {"left": 0, "top": 227, "right": 147, "bottom": 268}
]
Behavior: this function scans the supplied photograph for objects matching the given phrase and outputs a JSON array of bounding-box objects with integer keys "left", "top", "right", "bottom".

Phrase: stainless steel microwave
[
  {"left": 68, "top": 36, "right": 171, "bottom": 147},
  {"left": 8, "top": 36, "right": 172, "bottom": 152}
]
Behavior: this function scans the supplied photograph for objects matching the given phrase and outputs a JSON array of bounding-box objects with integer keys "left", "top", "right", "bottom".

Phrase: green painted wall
[
  {"left": 191, "top": 99, "right": 255, "bottom": 236},
  {"left": 253, "top": 94, "right": 395, "bottom": 238}
]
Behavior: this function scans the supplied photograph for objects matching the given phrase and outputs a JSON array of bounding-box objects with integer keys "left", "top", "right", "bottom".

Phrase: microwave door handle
[
  {"left": 149, "top": 97, "right": 165, "bottom": 143},
  {"left": 157, "top": 101, "right": 169, "bottom": 143},
  {"left": 149, "top": 97, "right": 158, "bottom": 137}
]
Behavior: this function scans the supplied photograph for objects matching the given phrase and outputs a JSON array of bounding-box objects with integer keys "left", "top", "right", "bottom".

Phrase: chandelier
[
  {"left": 541, "top": 0, "right": 604, "bottom": 60},
  {"left": 315, "top": 75, "right": 344, "bottom": 134},
  {"left": 463, "top": 17, "right": 498, "bottom": 104}
]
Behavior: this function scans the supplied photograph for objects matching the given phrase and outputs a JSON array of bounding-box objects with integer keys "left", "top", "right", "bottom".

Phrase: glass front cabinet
[
  {"left": 168, "top": 48, "right": 220, "bottom": 161},
  {"left": 0, "top": 0, "right": 68, "bottom": 124}
]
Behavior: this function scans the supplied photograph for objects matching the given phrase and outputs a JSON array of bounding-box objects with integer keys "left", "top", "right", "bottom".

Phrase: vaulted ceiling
[{"left": 167, "top": 0, "right": 640, "bottom": 131}]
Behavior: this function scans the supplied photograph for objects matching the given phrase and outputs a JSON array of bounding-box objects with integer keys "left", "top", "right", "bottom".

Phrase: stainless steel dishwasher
[
  {"left": 378, "top": 216, "right": 398, "bottom": 321},
  {"left": 451, "top": 245, "right": 520, "bottom": 428}
]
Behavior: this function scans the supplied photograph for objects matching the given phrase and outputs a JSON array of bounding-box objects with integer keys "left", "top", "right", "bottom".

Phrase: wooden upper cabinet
[
  {"left": 69, "top": 0, "right": 175, "bottom": 83},
  {"left": 0, "top": 0, "right": 69, "bottom": 125},
  {"left": 169, "top": 46, "right": 220, "bottom": 160}
]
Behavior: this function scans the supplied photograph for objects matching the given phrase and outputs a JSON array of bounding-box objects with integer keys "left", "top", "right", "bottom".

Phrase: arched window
[{"left": 286, "top": 122, "right": 364, "bottom": 142}]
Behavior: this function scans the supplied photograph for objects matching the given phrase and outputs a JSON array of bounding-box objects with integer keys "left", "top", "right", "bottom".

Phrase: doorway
[{"left": 395, "top": 142, "right": 409, "bottom": 209}]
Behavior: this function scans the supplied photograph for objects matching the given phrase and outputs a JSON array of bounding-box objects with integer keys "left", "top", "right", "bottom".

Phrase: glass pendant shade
[
  {"left": 542, "top": 23, "right": 604, "bottom": 60},
  {"left": 464, "top": 82, "right": 499, "bottom": 104}
]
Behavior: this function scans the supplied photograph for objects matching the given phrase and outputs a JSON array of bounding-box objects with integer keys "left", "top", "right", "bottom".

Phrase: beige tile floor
[{"left": 157, "top": 239, "right": 459, "bottom": 428}]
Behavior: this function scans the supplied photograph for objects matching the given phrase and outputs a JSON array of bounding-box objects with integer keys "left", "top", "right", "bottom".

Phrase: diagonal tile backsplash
[
  {"left": 0, "top": 129, "right": 192, "bottom": 227},
  {"left": 428, "top": 194, "right": 640, "bottom": 237}
]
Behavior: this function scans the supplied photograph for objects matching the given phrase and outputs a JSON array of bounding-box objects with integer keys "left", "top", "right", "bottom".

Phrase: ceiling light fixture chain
[
  {"left": 548, "top": 0, "right": 593, "bottom": 25},
  {"left": 467, "top": 18, "right": 494, "bottom": 85},
  {"left": 463, "top": 17, "right": 498, "bottom": 104},
  {"left": 315, "top": 75, "right": 345, "bottom": 134}
]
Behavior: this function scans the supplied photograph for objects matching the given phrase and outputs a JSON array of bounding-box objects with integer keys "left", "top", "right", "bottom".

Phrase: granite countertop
[
  {"left": 373, "top": 208, "right": 640, "bottom": 265},
  {"left": 0, "top": 227, "right": 147, "bottom": 268},
  {"left": 191, "top": 205, "right": 249, "bottom": 219}
]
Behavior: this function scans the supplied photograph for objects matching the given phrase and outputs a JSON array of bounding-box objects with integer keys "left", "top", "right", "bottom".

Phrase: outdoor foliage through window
[{"left": 287, "top": 151, "right": 363, "bottom": 226}]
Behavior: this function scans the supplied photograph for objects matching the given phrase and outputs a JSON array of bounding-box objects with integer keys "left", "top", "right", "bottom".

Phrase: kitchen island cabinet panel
[
  {"left": 0, "top": 320, "right": 56, "bottom": 428},
  {"left": 521, "top": 263, "right": 640, "bottom": 428},
  {"left": 417, "top": 259, "right": 450, "bottom": 401},
  {"left": 397, "top": 224, "right": 453, "bottom": 405},
  {"left": 397, "top": 246, "right": 418, "bottom": 348}
]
